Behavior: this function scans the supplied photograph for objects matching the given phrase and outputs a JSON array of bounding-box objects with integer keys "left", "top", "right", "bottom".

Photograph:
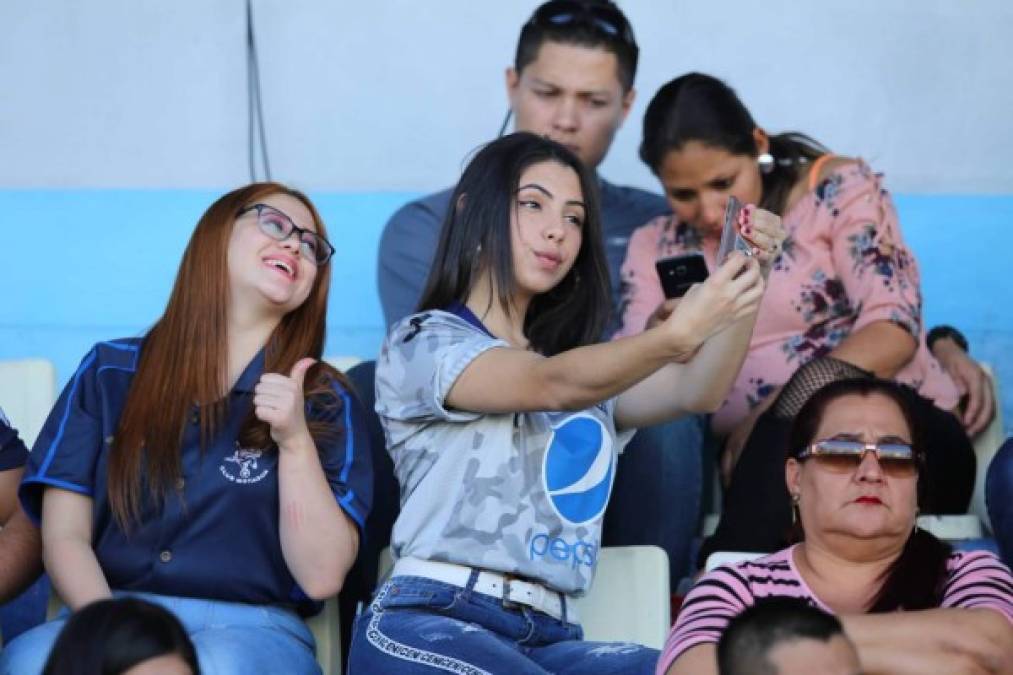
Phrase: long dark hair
[
  {"left": 417, "top": 132, "right": 611, "bottom": 355},
  {"left": 112, "top": 182, "right": 349, "bottom": 529},
  {"left": 639, "top": 72, "right": 829, "bottom": 216},
  {"left": 43, "top": 598, "right": 199, "bottom": 675},
  {"left": 788, "top": 378, "right": 952, "bottom": 612}
]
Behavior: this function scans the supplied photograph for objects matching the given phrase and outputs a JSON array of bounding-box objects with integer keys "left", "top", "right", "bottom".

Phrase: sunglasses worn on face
[
  {"left": 528, "top": 0, "right": 636, "bottom": 50},
  {"left": 239, "top": 203, "right": 334, "bottom": 266},
  {"left": 795, "top": 439, "right": 918, "bottom": 478}
]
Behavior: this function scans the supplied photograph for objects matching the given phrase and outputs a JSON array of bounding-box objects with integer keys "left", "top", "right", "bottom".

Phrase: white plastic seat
[
  {"left": 379, "top": 545, "right": 671, "bottom": 650},
  {"left": 574, "top": 545, "right": 670, "bottom": 649},
  {"left": 0, "top": 358, "right": 57, "bottom": 447},
  {"left": 306, "top": 597, "right": 342, "bottom": 675}
]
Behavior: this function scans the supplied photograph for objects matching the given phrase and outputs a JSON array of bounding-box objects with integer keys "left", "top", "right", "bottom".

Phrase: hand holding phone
[
  {"left": 655, "top": 252, "right": 709, "bottom": 298},
  {"left": 716, "top": 196, "right": 754, "bottom": 264}
]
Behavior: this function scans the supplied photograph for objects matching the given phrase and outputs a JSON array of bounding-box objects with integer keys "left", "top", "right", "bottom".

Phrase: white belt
[{"left": 391, "top": 557, "right": 577, "bottom": 623}]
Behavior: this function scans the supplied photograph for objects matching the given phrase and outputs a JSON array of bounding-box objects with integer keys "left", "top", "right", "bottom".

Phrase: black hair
[
  {"left": 788, "top": 377, "right": 953, "bottom": 613},
  {"left": 515, "top": 0, "right": 638, "bottom": 92},
  {"left": 418, "top": 132, "right": 610, "bottom": 355},
  {"left": 639, "top": 72, "right": 829, "bottom": 215},
  {"left": 42, "top": 598, "right": 199, "bottom": 675},
  {"left": 718, "top": 597, "right": 849, "bottom": 675}
]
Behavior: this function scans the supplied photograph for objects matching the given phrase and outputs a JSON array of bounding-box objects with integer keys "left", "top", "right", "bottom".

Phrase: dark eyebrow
[
  {"left": 518, "top": 183, "right": 586, "bottom": 212},
  {"left": 518, "top": 183, "right": 553, "bottom": 199}
]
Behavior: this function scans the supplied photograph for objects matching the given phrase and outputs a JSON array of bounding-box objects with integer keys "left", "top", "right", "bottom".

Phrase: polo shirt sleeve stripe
[
  {"left": 37, "top": 349, "right": 96, "bottom": 477},
  {"left": 318, "top": 384, "right": 372, "bottom": 534},
  {"left": 19, "top": 348, "right": 101, "bottom": 523}
]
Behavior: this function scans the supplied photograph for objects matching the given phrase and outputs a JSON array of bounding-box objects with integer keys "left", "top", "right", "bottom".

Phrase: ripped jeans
[{"left": 347, "top": 574, "right": 658, "bottom": 674}]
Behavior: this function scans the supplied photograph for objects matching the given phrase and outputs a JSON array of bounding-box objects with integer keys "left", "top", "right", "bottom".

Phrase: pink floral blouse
[{"left": 616, "top": 160, "right": 959, "bottom": 435}]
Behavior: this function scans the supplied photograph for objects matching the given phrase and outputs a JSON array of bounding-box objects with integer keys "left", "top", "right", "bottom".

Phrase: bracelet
[{"left": 926, "top": 325, "right": 969, "bottom": 354}]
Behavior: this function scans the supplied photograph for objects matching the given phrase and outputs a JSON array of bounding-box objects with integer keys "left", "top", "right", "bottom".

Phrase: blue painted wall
[{"left": 2, "top": 190, "right": 1011, "bottom": 433}]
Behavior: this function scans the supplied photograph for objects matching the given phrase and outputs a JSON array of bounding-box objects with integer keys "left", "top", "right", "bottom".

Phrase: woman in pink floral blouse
[{"left": 617, "top": 73, "right": 980, "bottom": 555}]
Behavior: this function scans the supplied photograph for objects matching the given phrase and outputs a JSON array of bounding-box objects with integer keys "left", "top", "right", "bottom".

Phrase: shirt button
[
  {"left": 159, "top": 550, "right": 172, "bottom": 563},
  {"left": 105, "top": 436, "right": 114, "bottom": 445},
  {"left": 190, "top": 413, "right": 199, "bottom": 425},
  {"left": 175, "top": 478, "right": 185, "bottom": 491}
]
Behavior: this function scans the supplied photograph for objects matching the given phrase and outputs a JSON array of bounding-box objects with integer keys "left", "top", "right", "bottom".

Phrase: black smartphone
[{"left": 655, "top": 253, "right": 709, "bottom": 298}]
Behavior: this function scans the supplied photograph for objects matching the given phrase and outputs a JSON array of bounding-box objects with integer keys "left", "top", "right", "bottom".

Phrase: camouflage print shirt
[{"left": 376, "top": 307, "right": 629, "bottom": 595}]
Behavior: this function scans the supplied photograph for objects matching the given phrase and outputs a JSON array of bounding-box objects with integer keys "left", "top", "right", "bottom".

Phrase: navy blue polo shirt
[
  {"left": 0, "top": 409, "right": 29, "bottom": 472},
  {"left": 20, "top": 338, "right": 372, "bottom": 614}
]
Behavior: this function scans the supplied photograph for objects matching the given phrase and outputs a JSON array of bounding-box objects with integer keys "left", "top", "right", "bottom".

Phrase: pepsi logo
[{"left": 542, "top": 414, "right": 614, "bottom": 525}]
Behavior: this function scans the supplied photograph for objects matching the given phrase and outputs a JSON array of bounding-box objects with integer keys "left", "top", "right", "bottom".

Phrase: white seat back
[
  {"left": 0, "top": 358, "right": 57, "bottom": 448},
  {"left": 575, "top": 545, "right": 670, "bottom": 649},
  {"left": 970, "top": 364, "right": 1004, "bottom": 533},
  {"left": 378, "top": 545, "right": 671, "bottom": 649}
]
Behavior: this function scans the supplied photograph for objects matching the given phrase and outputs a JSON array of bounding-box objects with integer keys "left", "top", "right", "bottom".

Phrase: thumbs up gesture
[{"left": 254, "top": 357, "right": 316, "bottom": 447}]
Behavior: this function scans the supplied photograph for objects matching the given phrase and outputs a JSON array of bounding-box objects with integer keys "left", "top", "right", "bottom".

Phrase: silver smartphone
[{"left": 716, "top": 196, "right": 753, "bottom": 264}]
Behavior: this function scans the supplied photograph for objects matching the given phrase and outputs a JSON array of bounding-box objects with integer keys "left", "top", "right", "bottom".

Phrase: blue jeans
[
  {"left": 0, "top": 591, "right": 319, "bottom": 675},
  {"left": 348, "top": 574, "right": 658, "bottom": 674},
  {"left": 602, "top": 415, "right": 704, "bottom": 586},
  {"left": 986, "top": 438, "right": 1013, "bottom": 566}
]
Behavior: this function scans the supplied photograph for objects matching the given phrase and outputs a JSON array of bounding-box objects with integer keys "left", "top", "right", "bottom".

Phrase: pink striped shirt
[{"left": 657, "top": 546, "right": 1013, "bottom": 674}]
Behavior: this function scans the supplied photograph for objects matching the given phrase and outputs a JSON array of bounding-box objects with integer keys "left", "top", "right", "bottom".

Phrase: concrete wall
[{"left": 2, "top": 1, "right": 1011, "bottom": 431}]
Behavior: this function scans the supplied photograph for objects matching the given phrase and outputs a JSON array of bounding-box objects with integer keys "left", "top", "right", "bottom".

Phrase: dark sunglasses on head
[
  {"left": 238, "top": 203, "right": 335, "bottom": 266},
  {"left": 527, "top": 0, "right": 636, "bottom": 50},
  {"left": 794, "top": 439, "right": 919, "bottom": 478}
]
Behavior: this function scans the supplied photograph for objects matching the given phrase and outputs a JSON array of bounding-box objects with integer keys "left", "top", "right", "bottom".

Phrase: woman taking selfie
[
  {"left": 661, "top": 378, "right": 1013, "bottom": 675},
  {"left": 3, "top": 183, "right": 372, "bottom": 675},
  {"left": 349, "top": 132, "right": 784, "bottom": 673}
]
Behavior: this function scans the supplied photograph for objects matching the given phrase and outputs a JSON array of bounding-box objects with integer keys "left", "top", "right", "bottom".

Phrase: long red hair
[{"left": 110, "top": 182, "right": 348, "bottom": 529}]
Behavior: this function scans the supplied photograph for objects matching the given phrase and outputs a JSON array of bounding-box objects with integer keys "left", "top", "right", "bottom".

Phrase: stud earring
[{"left": 758, "top": 152, "right": 775, "bottom": 175}]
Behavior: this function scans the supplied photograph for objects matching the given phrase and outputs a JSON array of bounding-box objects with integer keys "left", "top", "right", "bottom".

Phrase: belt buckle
[{"left": 501, "top": 573, "right": 522, "bottom": 612}]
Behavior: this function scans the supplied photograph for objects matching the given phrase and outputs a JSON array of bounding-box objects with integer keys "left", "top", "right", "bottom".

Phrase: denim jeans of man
[
  {"left": 602, "top": 415, "right": 705, "bottom": 588},
  {"left": 986, "top": 437, "right": 1013, "bottom": 566},
  {"left": 0, "top": 591, "right": 319, "bottom": 675},
  {"left": 348, "top": 573, "right": 658, "bottom": 674}
]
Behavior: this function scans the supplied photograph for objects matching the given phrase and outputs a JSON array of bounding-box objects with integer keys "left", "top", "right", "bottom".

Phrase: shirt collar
[
  {"left": 233, "top": 348, "right": 267, "bottom": 393},
  {"left": 446, "top": 301, "right": 496, "bottom": 339}
]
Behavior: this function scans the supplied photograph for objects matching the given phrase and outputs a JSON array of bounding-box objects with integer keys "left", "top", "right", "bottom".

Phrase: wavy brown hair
[{"left": 110, "top": 182, "right": 348, "bottom": 529}]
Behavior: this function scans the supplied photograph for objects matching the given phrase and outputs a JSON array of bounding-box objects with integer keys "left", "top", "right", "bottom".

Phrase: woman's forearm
[
  {"left": 45, "top": 537, "right": 111, "bottom": 610},
  {"left": 277, "top": 432, "right": 359, "bottom": 600},
  {"left": 829, "top": 320, "right": 917, "bottom": 378},
  {"left": 42, "top": 488, "right": 110, "bottom": 610},
  {"left": 674, "top": 310, "right": 759, "bottom": 412},
  {"left": 841, "top": 608, "right": 1013, "bottom": 675},
  {"left": 448, "top": 322, "right": 700, "bottom": 415}
]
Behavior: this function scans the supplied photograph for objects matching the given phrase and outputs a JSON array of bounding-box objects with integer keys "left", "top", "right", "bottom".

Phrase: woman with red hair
[{"left": 3, "top": 183, "right": 372, "bottom": 675}]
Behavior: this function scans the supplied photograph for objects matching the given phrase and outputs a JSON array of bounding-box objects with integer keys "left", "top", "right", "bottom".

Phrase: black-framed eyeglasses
[
  {"left": 526, "top": 0, "right": 637, "bottom": 50},
  {"left": 794, "top": 439, "right": 919, "bottom": 478},
  {"left": 238, "top": 203, "right": 334, "bottom": 266}
]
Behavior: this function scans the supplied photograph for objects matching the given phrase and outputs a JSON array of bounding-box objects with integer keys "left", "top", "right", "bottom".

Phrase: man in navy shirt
[
  {"left": 369, "top": 0, "right": 704, "bottom": 597},
  {"left": 378, "top": 1, "right": 668, "bottom": 330},
  {"left": 0, "top": 409, "right": 43, "bottom": 603}
]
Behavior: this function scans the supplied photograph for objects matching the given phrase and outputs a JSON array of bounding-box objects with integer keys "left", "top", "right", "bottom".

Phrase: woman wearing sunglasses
[
  {"left": 3, "top": 183, "right": 372, "bottom": 675},
  {"left": 660, "top": 378, "right": 1013, "bottom": 675},
  {"left": 349, "top": 132, "right": 781, "bottom": 673}
]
